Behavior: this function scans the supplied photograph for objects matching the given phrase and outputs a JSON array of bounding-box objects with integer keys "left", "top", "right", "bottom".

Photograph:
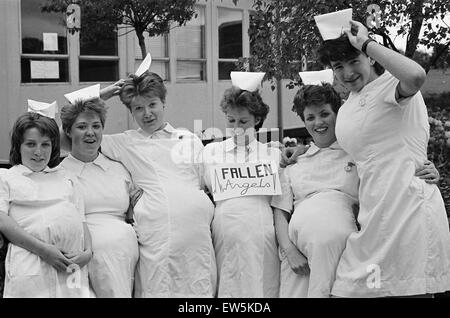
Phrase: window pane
[
  {"left": 218, "top": 8, "right": 242, "bottom": 59},
  {"left": 219, "top": 62, "right": 237, "bottom": 80},
  {"left": 134, "top": 60, "right": 169, "bottom": 81},
  {"left": 21, "top": 58, "right": 69, "bottom": 83},
  {"left": 177, "top": 7, "right": 205, "bottom": 59},
  {"left": 80, "top": 29, "right": 118, "bottom": 56},
  {"left": 79, "top": 60, "right": 118, "bottom": 82},
  {"left": 177, "top": 61, "right": 206, "bottom": 81},
  {"left": 135, "top": 35, "right": 168, "bottom": 59},
  {"left": 249, "top": 11, "right": 257, "bottom": 56},
  {"left": 21, "top": 0, "right": 67, "bottom": 54}
]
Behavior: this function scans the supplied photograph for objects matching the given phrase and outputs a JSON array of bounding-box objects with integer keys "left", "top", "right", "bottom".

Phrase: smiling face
[
  {"left": 130, "top": 94, "right": 165, "bottom": 135},
  {"left": 330, "top": 53, "right": 378, "bottom": 93},
  {"left": 225, "top": 107, "right": 260, "bottom": 146},
  {"left": 20, "top": 127, "right": 52, "bottom": 172},
  {"left": 303, "top": 103, "right": 337, "bottom": 148},
  {"left": 68, "top": 111, "right": 103, "bottom": 162}
]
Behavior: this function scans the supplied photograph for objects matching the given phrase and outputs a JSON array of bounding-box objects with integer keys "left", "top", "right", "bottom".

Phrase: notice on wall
[
  {"left": 209, "top": 161, "right": 282, "bottom": 201},
  {"left": 30, "top": 60, "right": 59, "bottom": 79},
  {"left": 43, "top": 33, "right": 58, "bottom": 51}
]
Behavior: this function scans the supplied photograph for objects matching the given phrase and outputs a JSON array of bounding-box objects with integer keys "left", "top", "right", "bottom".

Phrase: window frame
[
  {"left": 19, "top": 0, "right": 70, "bottom": 85},
  {"left": 134, "top": 32, "right": 171, "bottom": 82},
  {"left": 217, "top": 6, "right": 244, "bottom": 81},
  {"left": 78, "top": 27, "right": 120, "bottom": 84},
  {"left": 175, "top": 4, "right": 208, "bottom": 83}
]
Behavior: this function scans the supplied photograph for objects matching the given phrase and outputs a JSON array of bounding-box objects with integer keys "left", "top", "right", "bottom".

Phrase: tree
[
  {"left": 244, "top": 0, "right": 450, "bottom": 88},
  {"left": 430, "top": 43, "right": 450, "bottom": 70},
  {"left": 42, "top": 0, "right": 198, "bottom": 58}
]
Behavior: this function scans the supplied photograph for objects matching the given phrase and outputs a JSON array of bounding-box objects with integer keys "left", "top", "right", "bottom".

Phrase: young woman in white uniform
[
  {"left": 0, "top": 112, "right": 91, "bottom": 297},
  {"left": 317, "top": 20, "right": 450, "bottom": 297},
  {"left": 60, "top": 99, "right": 139, "bottom": 297},
  {"left": 98, "top": 72, "right": 216, "bottom": 297},
  {"left": 272, "top": 84, "right": 359, "bottom": 298},
  {"left": 202, "top": 72, "right": 280, "bottom": 297}
]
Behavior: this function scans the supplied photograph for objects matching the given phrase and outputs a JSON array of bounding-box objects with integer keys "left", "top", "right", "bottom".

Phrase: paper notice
[
  {"left": 30, "top": 60, "right": 59, "bottom": 79},
  {"left": 209, "top": 160, "right": 282, "bottom": 201},
  {"left": 43, "top": 33, "right": 58, "bottom": 51}
]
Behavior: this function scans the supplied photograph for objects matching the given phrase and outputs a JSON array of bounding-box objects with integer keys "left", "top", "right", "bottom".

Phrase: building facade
[{"left": 0, "top": 0, "right": 310, "bottom": 164}]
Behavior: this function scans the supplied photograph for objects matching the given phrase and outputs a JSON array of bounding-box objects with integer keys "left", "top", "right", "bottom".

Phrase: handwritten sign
[{"left": 210, "top": 161, "right": 281, "bottom": 201}]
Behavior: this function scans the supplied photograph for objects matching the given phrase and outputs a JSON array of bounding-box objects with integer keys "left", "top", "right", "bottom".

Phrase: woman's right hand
[
  {"left": 40, "top": 244, "right": 73, "bottom": 272},
  {"left": 284, "top": 244, "right": 310, "bottom": 276},
  {"left": 280, "top": 144, "right": 309, "bottom": 168},
  {"left": 100, "top": 79, "right": 125, "bottom": 101}
]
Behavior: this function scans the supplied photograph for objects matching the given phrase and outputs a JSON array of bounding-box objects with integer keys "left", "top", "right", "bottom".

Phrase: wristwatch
[{"left": 361, "top": 38, "right": 375, "bottom": 55}]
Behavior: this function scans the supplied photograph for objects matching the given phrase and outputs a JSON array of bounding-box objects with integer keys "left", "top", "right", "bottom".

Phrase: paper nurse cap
[
  {"left": 299, "top": 69, "right": 334, "bottom": 85},
  {"left": 314, "top": 8, "right": 353, "bottom": 40},
  {"left": 230, "top": 71, "right": 265, "bottom": 92},
  {"left": 27, "top": 99, "right": 58, "bottom": 119},
  {"left": 135, "top": 53, "right": 152, "bottom": 76},
  {"left": 64, "top": 84, "right": 101, "bottom": 104}
]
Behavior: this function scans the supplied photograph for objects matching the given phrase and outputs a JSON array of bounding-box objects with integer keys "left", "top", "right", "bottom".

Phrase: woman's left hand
[
  {"left": 64, "top": 249, "right": 93, "bottom": 269},
  {"left": 415, "top": 160, "right": 440, "bottom": 184},
  {"left": 343, "top": 20, "right": 370, "bottom": 51}
]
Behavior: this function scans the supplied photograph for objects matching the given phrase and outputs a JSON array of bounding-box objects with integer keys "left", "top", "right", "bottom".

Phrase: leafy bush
[{"left": 425, "top": 92, "right": 450, "bottom": 218}]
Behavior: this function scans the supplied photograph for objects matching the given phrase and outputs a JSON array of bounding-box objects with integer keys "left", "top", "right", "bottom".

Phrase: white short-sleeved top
[
  {"left": 271, "top": 141, "right": 359, "bottom": 214},
  {"left": 60, "top": 153, "right": 132, "bottom": 219},
  {"left": 101, "top": 123, "right": 205, "bottom": 190},
  {"left": 0, "top": 165, "right": 84, "bottom": 221}
]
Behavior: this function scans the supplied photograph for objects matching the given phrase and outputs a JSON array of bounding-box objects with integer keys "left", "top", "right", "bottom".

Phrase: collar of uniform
[
  {"left": 224, "top": 137, "right": 259, "bottom": 153},
  {"left": 11, "top": 164, "right": 62, "bottom": 176},
  {"left": 63, "top": 153, "right": 110, "bottom": 176},
  {"left": 304, "top": 141, "right": 342, "bottom": 157},
  {"left": 137, "top": 122, "right": 177, "bottom": 139},
  {"left": 352, "top": 71, "right": 390, "bottom": 97}
]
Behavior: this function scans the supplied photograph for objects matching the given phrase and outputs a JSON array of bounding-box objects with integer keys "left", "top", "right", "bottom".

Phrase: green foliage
[{"left": 243, "top": 0, "right": 450, "bottom": 88}]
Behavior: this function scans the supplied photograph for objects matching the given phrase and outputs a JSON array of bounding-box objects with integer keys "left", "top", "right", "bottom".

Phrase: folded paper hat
[
  {"left": 27, "top": 99, "right": 58, "bottom": 119},
  {"left": 314, "top": 8, "right": 353, "bottom": 40},
  {"left": 299, "top": 69, "right": 334, "bottom": 85},
  {"left": 230, "top": 71, "right": 265, "bottom": 92},
  {"left": 135, "top": 53, "right": 152, "bottom": 77},
  {"left": 64, "top": 84, "right": 100, "bottom": 104}
]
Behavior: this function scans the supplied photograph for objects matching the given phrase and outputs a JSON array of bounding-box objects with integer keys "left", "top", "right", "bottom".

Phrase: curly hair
[
  {"left": 220, "top": 87, "right": 270, "bottom": 131},
  {"left": 60, "top": 98, "right": 107, "bottom": 139},
  {"left": 119, "top": 71, "right": 167, "bottom": 110},
  {"left": 317, "top": 34, "right": 385, "bottom": 76},
  {"left": 9, "top": 112, "right": 60, "bottom": 168},
  {"left": 292, "top": 83, "right": 342, "bottom": 121}
]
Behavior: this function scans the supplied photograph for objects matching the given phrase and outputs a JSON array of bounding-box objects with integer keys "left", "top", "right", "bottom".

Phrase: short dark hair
[
  {"left": 317, "top": 34, "right": 385, "bottom": 76},
  {"left": 10, "top": 112, "right": 60, "bottom": 168},
  {"left": 292, "top": 83, "right": 342, "bottom": 121},
  {"left": 220, "top": 87, "right": 270, "bottom": 131},
  {"left": 60, "top": 98, "right": 107, "bottom": 139},
  {"left": 119, "top": 71, "right": 167, "bottom": 110}
]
